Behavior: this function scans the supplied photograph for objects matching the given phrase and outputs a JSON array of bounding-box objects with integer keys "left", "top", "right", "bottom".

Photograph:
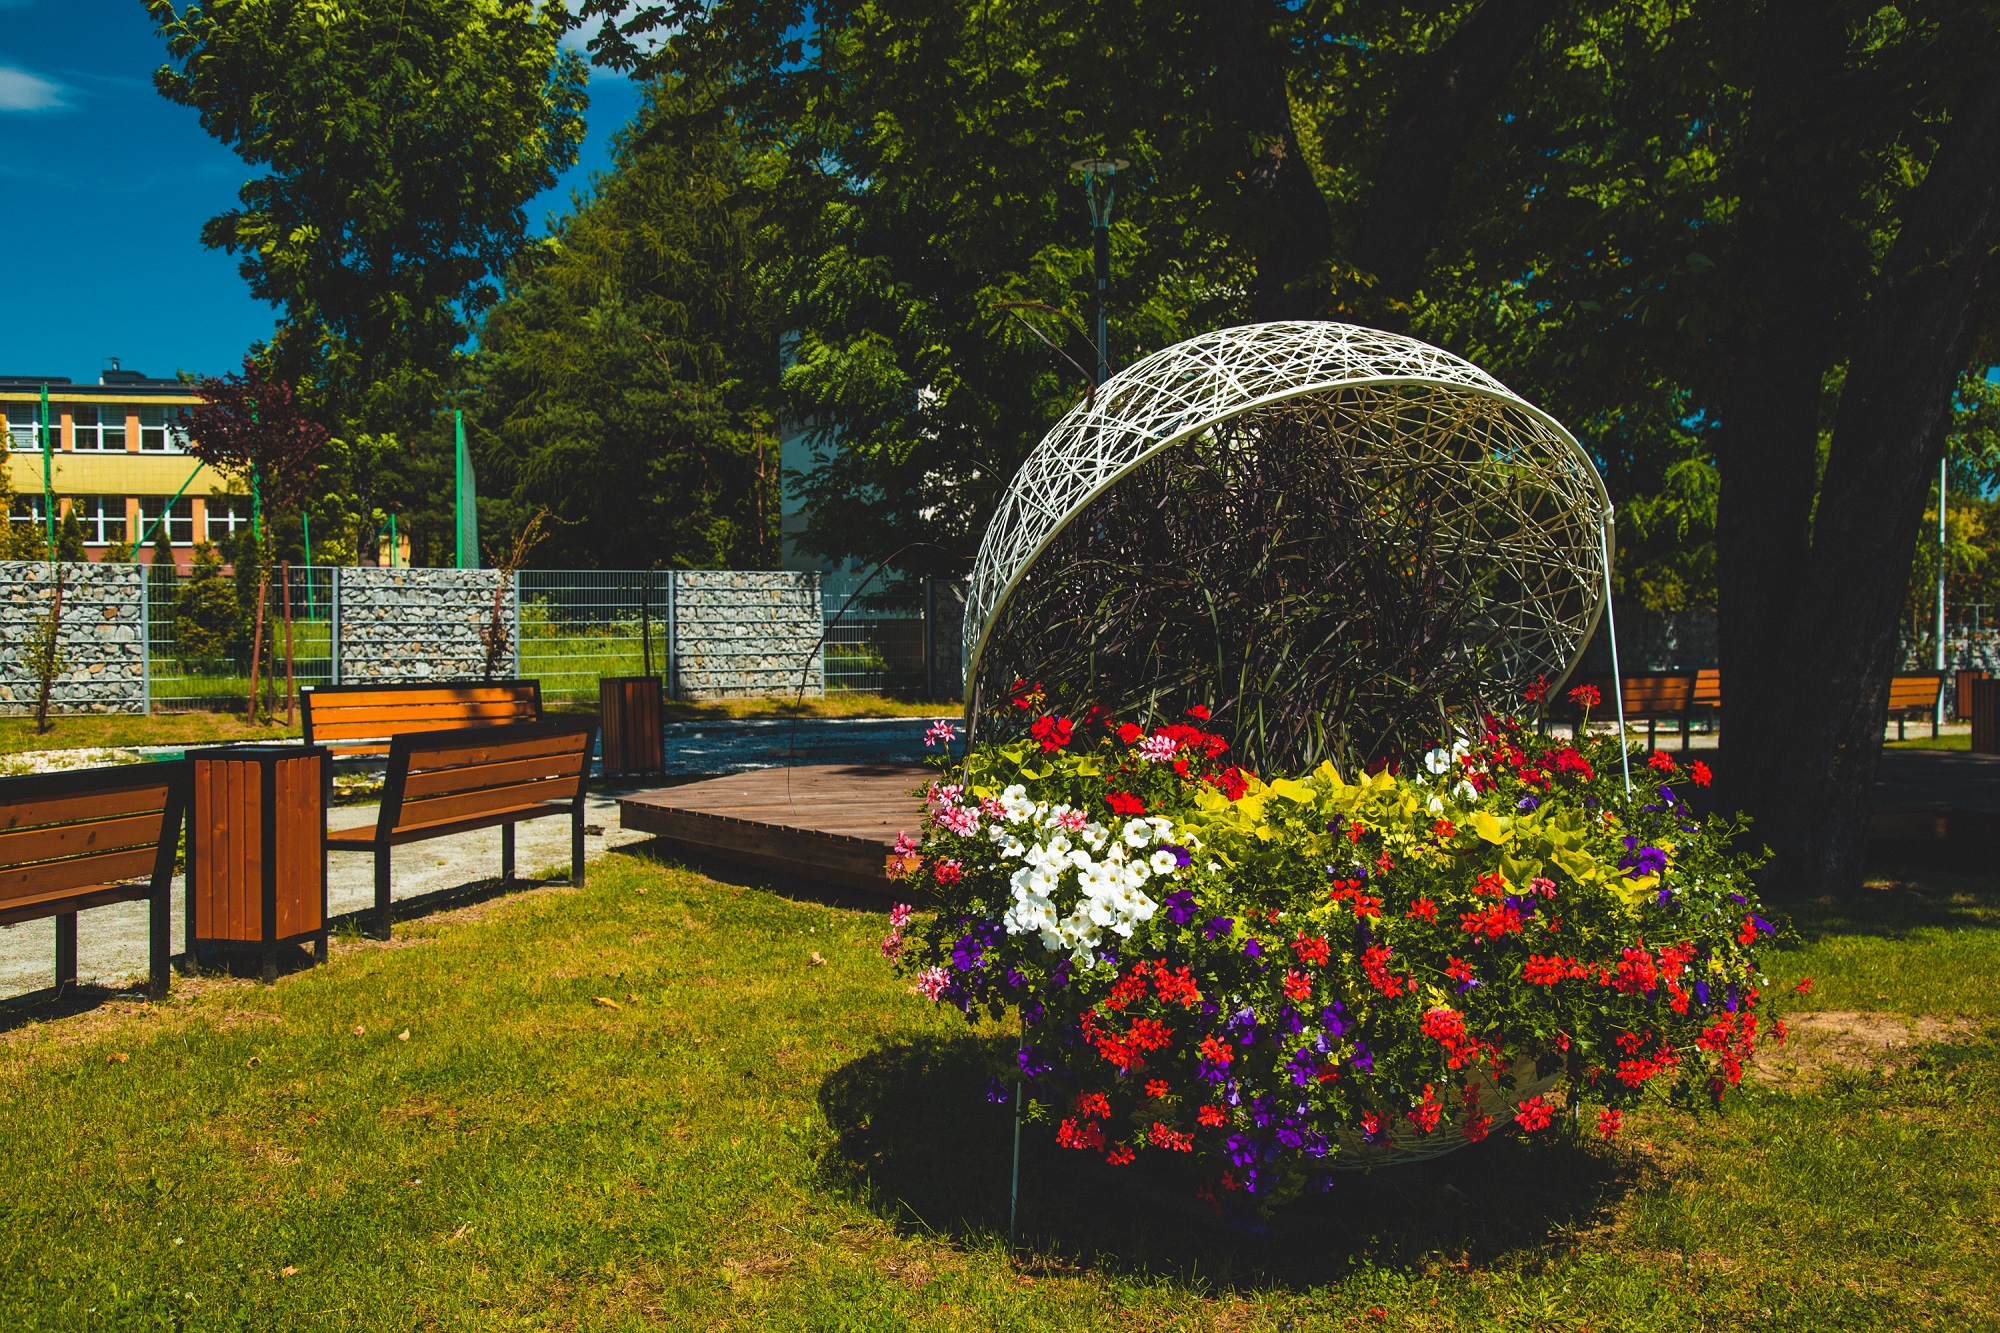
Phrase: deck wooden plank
[{"left": 618, "top": 764, "right": 928, "bottom": 894}]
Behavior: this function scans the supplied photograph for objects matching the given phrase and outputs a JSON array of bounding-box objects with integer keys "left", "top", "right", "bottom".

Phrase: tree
[
  {"left": 582, "top": 0, "right": 2000, "bottom": 898},
  {"left": 182, "top": 357, "right": 330, "bottom": 716},
  {"left": 470, "top": 81, "right": 783, "bottom": 568},
  {"left": 149, "top": 0, "right": 589, "bottom": 552}
]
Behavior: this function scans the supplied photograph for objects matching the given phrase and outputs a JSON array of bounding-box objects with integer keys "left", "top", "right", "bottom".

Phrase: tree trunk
[
  {"left": 1350, "top": 0, "right": 1562, "bottom": 325},
  {"left": 1727, "top": 70, "right": 2000, "bottom": 897},
  {"left": 1214, "top": 0, "right": 1335, "bottom": 321}
]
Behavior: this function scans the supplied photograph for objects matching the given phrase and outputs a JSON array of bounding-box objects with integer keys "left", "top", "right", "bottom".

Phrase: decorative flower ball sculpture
[
  {"left": 889, "top": 323, "right": 1777, "bottom": 1216},
  {"left": 963, "top": 320, "right": 1615, "bottom": 775}
]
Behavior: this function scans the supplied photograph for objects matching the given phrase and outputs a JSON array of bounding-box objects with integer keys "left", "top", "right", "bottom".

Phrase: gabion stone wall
[
  {"left": 335, "top": 567, "right": 512, "bottom": 682},
  {"left": 0, "top": 560, "right": 146, "bottom": 715},
  {"left": 674, "top": 571, "right": 823, "bottom": 698}
]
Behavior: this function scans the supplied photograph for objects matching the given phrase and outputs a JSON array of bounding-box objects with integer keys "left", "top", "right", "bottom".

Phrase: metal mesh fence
[
  {"left": 820, "top": 570, "right": 927, "bottom": 697},
  {"left": 145, "top": 563, "right": 336, "bottom": 713},
  {"left": 515, "top": 570, "right": 672, "bottom": 705},
  {"left": 131, "top": 564, "right": 951, "bottom": 711}
]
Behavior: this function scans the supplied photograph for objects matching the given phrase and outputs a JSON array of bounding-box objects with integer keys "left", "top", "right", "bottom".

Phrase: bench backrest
[
  {"left": 379, "top": 722, "right": 595, "bottom": 837},
  {"left": 0, "top": 762, "right": 187, "bottom": 915},
  {"left": 1693, "top": 669, "right": 1721, "bottom": 707},
  {"left": 1886, "top": 673, "right": 1944, "bottom": 711},
  {"left": 1565, "top": 673, "right": 1695, "bottom": 714},
  {"left": 301, "top": 680, "right": 542, "bottom": 755}
]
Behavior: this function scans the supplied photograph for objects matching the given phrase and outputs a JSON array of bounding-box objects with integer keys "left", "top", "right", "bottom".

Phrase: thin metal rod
[
  {"left": 1600, "top": 514, "right": 1632, "bottom": 794},
  {"left": 1937, "top": 456, "right": 1948, "bottom": 729},
  {"left": 1009, "top": 1061, "right": 1024, "bottom": 1249}
]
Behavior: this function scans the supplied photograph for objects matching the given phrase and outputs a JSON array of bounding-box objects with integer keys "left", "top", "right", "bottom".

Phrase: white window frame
[
  {"left": 9, "top": 494, "right": 46, "bottom": 529},
  {"left": 138, "top": 496, "right": 194, "bottom": 546},
  {"left": 69, "top": 404, "right": 128, "bottom": 452},
  {"left": 5, "top": 404, "right": 58, "bottom": 452},
  {"left": 138, "top": 405, "right": 190, "bottom": 454},
  {"left": 205, "top": 495, "right": 254, "bottom": 543},
  {"left": 75, "top": 495, "right": 128, "bottom": 546}
]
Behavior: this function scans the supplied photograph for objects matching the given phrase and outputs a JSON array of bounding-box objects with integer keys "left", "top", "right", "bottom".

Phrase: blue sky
[{"left": 0, "top": 0, "right": 640, "bottom": 382}]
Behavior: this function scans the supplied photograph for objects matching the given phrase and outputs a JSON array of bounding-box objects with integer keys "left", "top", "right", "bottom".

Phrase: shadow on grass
[
  {"left": 0, "top": 982, "right": 138, "bottom": 1033},
  {"left": 1772, "top": 850, "right": 2000, "bottom": 947},
  {"left": 816, "top": 1033, "right": 1640, "bottom": 1286},
  {"left": 617, "top": 838, "right": 897, "bottom": 917}
]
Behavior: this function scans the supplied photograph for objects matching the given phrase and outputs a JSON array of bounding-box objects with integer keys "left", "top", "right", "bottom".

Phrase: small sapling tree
[{"left": 182, "top": 357, "right": 329, "bottom": 718}]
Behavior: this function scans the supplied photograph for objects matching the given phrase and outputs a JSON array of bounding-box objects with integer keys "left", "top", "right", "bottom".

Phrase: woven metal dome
[{"left": 962, "top": 320, "right": 1612, "bottom": 773}]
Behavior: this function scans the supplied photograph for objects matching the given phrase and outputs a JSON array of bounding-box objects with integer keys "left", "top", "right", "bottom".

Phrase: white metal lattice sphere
[{"left": 962, "top": 320, "right": 1613, "bottom": 772}]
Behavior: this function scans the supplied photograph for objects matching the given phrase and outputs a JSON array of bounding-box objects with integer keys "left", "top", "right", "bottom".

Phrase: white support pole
[
  {"left": 1937, "top": 456, "right": 1949, "bottom": 729},
  {"left": 1600, "top": 513, "right": 1633, "bottom": 795}
]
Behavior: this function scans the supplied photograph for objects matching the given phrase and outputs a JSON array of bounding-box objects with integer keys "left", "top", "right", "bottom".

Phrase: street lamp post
[
  {"left": 1937, "top": 455, "right": 1949, "bottom": 730},
  {"left": 1071, "top": 157, "right": 1129, "bottom": 386}
]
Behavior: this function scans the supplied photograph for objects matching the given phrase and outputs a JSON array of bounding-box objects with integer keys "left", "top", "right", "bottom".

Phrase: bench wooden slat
[
  {"left": 402, "top": 731, "right": 592, "bottom": 774},
  {"left": 397, "top": 776, "right": 586, "bottom": 830},
  {"left": 0, "top": 812, "right": 168, "bottom": 869},
  {"left": 0, "top": 782, "right": 176, "bottom": 832},
  {"left": 0, "top": 880, "right": 157, "bottom": 927},
  {"left": 1694, "top": 669, "right": 1721, "bottom": 707},
  {"left": 0, "top": 845, "right": 162, "bottom": 903},
  {"left": 307, "top": 713, "right": 540, "bottom": 743},
  {"left": 307, "top": 684, "right": 538, "bottom": 709},
  {"left": 305, "top": 700, "right": 541, "bottom": 727},
  {"left": 1886, "top": 674, "right": 1944, "bottom": 709},
  {"left": 399, "top": 751, "right": 593, "bottom": 800}
]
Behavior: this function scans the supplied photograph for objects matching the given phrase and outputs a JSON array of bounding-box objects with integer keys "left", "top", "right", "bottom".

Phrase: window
[
  {"left": 5, "top": 404, "right": 58, "bottom": 452},
  {"left": 9, "top": 494, "right": 45, "bottom": 530},
  {"left": 75, "top": 496, "right": 127, "bottom": 545},
  {"left": 69, "top": 404, "right": 128, "bottom": 451},
  {"left": 138, "top": 405, "right": 188, "bottom": 453},
  {"left": 206, "top": 495, "right": 253, "bottom": 542},
  {"left": 137, "top": 496, "right": 194, "bottom": 545}
]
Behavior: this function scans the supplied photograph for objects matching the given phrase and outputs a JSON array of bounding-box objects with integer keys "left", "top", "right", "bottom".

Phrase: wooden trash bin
[
  {"left": 187, "top": 745, "right": 330, "bottom": 982},
  {"left": 599, "top": 675, "right": 665, "bottom": 778},
  {"left": 1970, "top": 679, "right": 2000, "bottom": 755},
  {"left": 1956, "top": 669, "right": 1990, "bottom": 722}
]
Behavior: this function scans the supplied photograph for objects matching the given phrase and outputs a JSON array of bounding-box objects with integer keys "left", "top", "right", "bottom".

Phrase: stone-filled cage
[{"left": 962, "top": 321, "right": 1613, "bottom": 775}]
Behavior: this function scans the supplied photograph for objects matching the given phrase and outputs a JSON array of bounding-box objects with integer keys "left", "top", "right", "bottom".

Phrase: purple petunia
[
  {"left": 1163, "top": 889, "right": 1198, "bottom": 925},
  {"left": 1203, "top": 916, "right": 1235, "bottom": 941}
]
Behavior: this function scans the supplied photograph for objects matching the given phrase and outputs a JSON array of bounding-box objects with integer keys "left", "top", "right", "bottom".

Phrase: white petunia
[
  {"left": 1122, "top": 819, "right": 1153, "bottom": 848},
  {"left": 1424, "top": 747, "right": 1452, "bottom": 775},
  {"left": 1149, "top": 849, "right": 1180, "bottom": 875},
  {"left": 1427, "top": 794, "right": 1445, "bottom": 815}
]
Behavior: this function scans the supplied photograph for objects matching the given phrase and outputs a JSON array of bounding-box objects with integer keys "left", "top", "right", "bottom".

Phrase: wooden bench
[
  {"left": 326, "top": 721, "right": 595, "bottom": 939},
  {"left": 301, "top": 680, "right": 543, "bottom": 757},
  {"left": 1887, "top": 672, "right": 1946, "bottom": 741},
  {"left": 1559, "top": 672, "right": 1699, "bottom": 750},
  {"left": 0, "top": 762, "right": 187, "bottom": 996}
]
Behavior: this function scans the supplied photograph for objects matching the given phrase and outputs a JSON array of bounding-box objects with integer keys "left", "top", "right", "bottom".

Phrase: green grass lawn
[{"left": 2, "top": 848, "right": 1993, "bottom": 1331}]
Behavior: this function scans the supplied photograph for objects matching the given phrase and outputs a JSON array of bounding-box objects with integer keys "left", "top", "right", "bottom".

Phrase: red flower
[
  {"left": 1597, "top": 1107, "right": 1623, "bottom": 1139},
  {"left": 1513, "top": 1095, "right": 1554, "bottom": 1132},
  {"left": 1104, "top": 1143, "right": 1136, "bottom": 1165},
  {"left": 1056, "top": 1118, "right": 1104, "bottom": 1150},
  {"left": 1737, "top": 916, "right": 1758, "bottom": 946},
  {"left": 1106, "top": 791, "right": 1146, "bottom": 816},
  {"left": 1117, "top": 722, "right": 1143, "bottom": 745},
  {"left": 1186, "top": 704, "right": 1211, "bottom": 721},
  {"left": 1648, "top": 751, "right": 1675, "bottom": 773},
  {"left": 1406, "top": 897, "right": 1437, "bottom": 922},
  {"left": 932, "top": 859, "right": 963, "bottom": 884},
  {"left": 1567, "top": 683, "right": 1601, "bottom": 709},
  {"left": 1461, "top": 1114, "right": 1491, "bottom": 1142},
  {"left": 1406, "top": 1084, "right": 1443, "bottom": 1133},
  {"left": 1010, "top": 679, "right": 1043, "bottom": 710},
  {"left": 1074, "top": 1092, "right": 1111, "bottom": 1120},
  {"left": 1144, "top": 1079, "right": 1170, "bottom": 1098},
  {"left": 1551, "top": 747, "right": 1595, "bottom": 782},
  {"left": 1689, "top": 759, "right": 1713, "bottom": 787},
  {"left": 1197, "top": 1105, "right": 1227, "bottom": 1127},
  {"left": 1794, "top": 976, "right": 1814, "bottom": 995},
  {"left": 1522, "top": 954, "right": 1574, "bottom": 986},
  {"left": 1523, "top": 674, "right": 1549, "bottom": 704},
  {"left": 1198, "top": 1035, "right": 1234, "bottom": 1066},
  {"left": 1432, "top": 818, "right": 1458, "bottom": 841},
  {"left": 1148, "top": 1122, "right": 1194, "bottom": 1152},
  {"left": 1458, "top": 903, "right": 1526, "bottom": 939},
  {"left": 1346, "top": 821, "right": 1367, "bottom": 843},
  {"left": 1029, "top": 714, "right": 1074, "bottom": 752},
  {"left": 1361, "top": 943, "right": 1406, "bottom": 996},
  {"left": 1202, "top": 766, "right": 1250, "bottom": 800},
  {"left": 1282, "top": 970, "right": 1313, "bottom": 1002},
  {"left": 1446, "top": 957, "right": 1478, "bottom": 988},
  {"left": 1291, "top": 933, "right": 1331, "bottom": 966}
]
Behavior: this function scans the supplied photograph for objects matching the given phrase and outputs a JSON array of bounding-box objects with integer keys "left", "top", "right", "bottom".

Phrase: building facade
[{"left": 2, "top": 366, "right": 242, "bottom": 568}]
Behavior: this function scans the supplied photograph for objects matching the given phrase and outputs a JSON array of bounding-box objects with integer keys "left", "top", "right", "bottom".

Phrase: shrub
[{"left": 888, "top": 694, "right": 1774, "bottom": 1213}]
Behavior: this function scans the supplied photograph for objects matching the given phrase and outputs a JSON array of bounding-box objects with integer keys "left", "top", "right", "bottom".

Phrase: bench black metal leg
[
  {"left": 501, "top": 823, "right": 515, "bottom": 882},
  {"left": 1646, "top": 717, "right": 1657, "bottom": 751},
  {"left": 374, "top": 848, "right": 393, "bottom": 941},
  {"left": 1899, "top": 715, "right": 1907, "bottom": 741},
  {"left": 148, "top": 884, "right": 171, "bottom": 997},
  {"left": 1681, "top": 713, "right": 1691, "bottom": 753},
  {"left": 571, "top": 808, "right": 585, "bottom": 886},
  {"left": 261, "top": 944, "right": 278, "bottom": 985},
  {"left": 54, "top": 912, "right": 77, "bottom": 992},
  {"left": 314, "top": 931, "right": 328, "bottom": 965}
]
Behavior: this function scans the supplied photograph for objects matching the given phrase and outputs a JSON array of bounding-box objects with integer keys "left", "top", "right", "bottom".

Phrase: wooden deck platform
[{"left": 617, "top": 763, "right": 928, "bottom": 893}]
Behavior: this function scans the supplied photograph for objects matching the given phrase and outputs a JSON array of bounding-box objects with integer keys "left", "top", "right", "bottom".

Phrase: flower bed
[{"left": 886, "top": 687, "right": 1779, "bottom": 1212}]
